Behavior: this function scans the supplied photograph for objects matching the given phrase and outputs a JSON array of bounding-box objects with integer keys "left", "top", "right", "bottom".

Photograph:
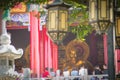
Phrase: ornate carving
[{"left": 10, "top": 2, "right": 26, "bottom": 13}]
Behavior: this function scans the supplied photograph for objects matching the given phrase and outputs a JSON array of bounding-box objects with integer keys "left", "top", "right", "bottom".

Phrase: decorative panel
[
  {"left": 6, "top": 13, "right": 30, "bottom": 29},
  {"left": 59, "top": 11, "right": 67, "bottom": 31},
  {"left": 116, "top": 17, "right": 120, "bottom": 36},
  {"left": 10, "top": 2, "right": 26, "bottom": 13},
  {"left": 49, "top": 10, "right": 57, "bottom": 30}
]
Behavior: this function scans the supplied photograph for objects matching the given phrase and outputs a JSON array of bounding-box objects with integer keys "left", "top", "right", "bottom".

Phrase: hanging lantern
[
  {"left": 45, "top": 0, "right": 71, "bottom": 45},
  {"left": 89, "top": 0, "right": 111, "bottom": 34},
  {"left": 115, "top": 1, "right": 120, "bottom": 48},
  {"left": 115, "top": 17, "right": 120, "bottom": 48}
]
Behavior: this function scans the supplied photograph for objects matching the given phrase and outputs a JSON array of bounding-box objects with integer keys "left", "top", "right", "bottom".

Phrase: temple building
[{"left": 0, "top": 0, "right": 120, "bottom": 80}]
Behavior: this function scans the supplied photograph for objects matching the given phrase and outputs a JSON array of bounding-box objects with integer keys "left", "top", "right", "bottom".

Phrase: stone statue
[
  {"left": 0, "top": 33, "right": 23, "bottom": 59},
  {"left": 60, "top": 39, "right": 94, "bottom": 72}
]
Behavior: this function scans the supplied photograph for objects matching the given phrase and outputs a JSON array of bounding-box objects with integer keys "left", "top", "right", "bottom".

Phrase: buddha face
[{"left": 70, "top": 50, "right": 76, "bottom": 58}]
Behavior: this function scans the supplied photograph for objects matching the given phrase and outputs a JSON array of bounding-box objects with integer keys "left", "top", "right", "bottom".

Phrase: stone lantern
[{"left": 0, "top": 19, "right": 23, "bottom": 75}]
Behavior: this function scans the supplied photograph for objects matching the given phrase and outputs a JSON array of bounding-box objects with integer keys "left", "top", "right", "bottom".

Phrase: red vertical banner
[
  {"left": 48, "top": 36, "right": 52, "bottom": 68},
  {"left": 30, "top": 16, "right": 58, "bottom": 76},
  {"left": 39, "top": 30, "right": 44, "bottom": 75},
  {"left": 103, "top": 34, "right": 108, "bottom": 65},
  {"left": 38, "top": 19, "right": 44, "bottom": 76},
  {"left": 115, "top": 49, "right": 120, "bottom": 74},
  {"left": 30, "top": 11, "right": 40, "bottom": 78},
  {"left": 52, "top": 42, "right": 58, "bottom": 71},
  {"left": 41, "top": 27, "right": 58, "bottom": 72},
  {"left": 42, "top": 27, "right": 48, "bottom": 68}
]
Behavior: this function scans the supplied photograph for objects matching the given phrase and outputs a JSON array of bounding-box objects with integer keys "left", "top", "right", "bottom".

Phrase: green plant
[
  {"left": 69, "top": 25, "right": 92, "bottom": 41},
  {"left": 0, "top": 0, "right": 49, "bottom": 10},
  {"left": 65, "top": 1, "right": 93, "bottom": 40}
]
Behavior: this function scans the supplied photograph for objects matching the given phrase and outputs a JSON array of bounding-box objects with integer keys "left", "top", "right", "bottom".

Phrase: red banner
[
  {"left": 30, "top": 11, "right": 40, "bottom": 78},
  {"left": 103, "top": 34, "right": 108, "bottom": 65},
  {"left": 115, "top": 49, "right": 120, "bottom": 74},
  {"left": 30, "top": 11, "right": 58, "bottom": 78}
]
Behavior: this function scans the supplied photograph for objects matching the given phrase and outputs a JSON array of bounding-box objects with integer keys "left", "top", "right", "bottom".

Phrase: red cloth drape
[
  {"left": 30, "top": 11, "right": 40, "bottom": 78},
  {"left": 103, "top": 34, "right": 108, "bottom": 65},
  {"left": 41, "top": 27, "right": 58, "bottom": 73},
  {"left": 52, "top": 42, "right": 58, "bottom": 71},
  {"left": 115, "top": 49, "right": 120, "bottom": 74},
  {"left": 30, "top": 12, "right": 58, "bottom": 77},
  {"left": 43, "top": 27, "right": 49, "bottom": 68}
]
